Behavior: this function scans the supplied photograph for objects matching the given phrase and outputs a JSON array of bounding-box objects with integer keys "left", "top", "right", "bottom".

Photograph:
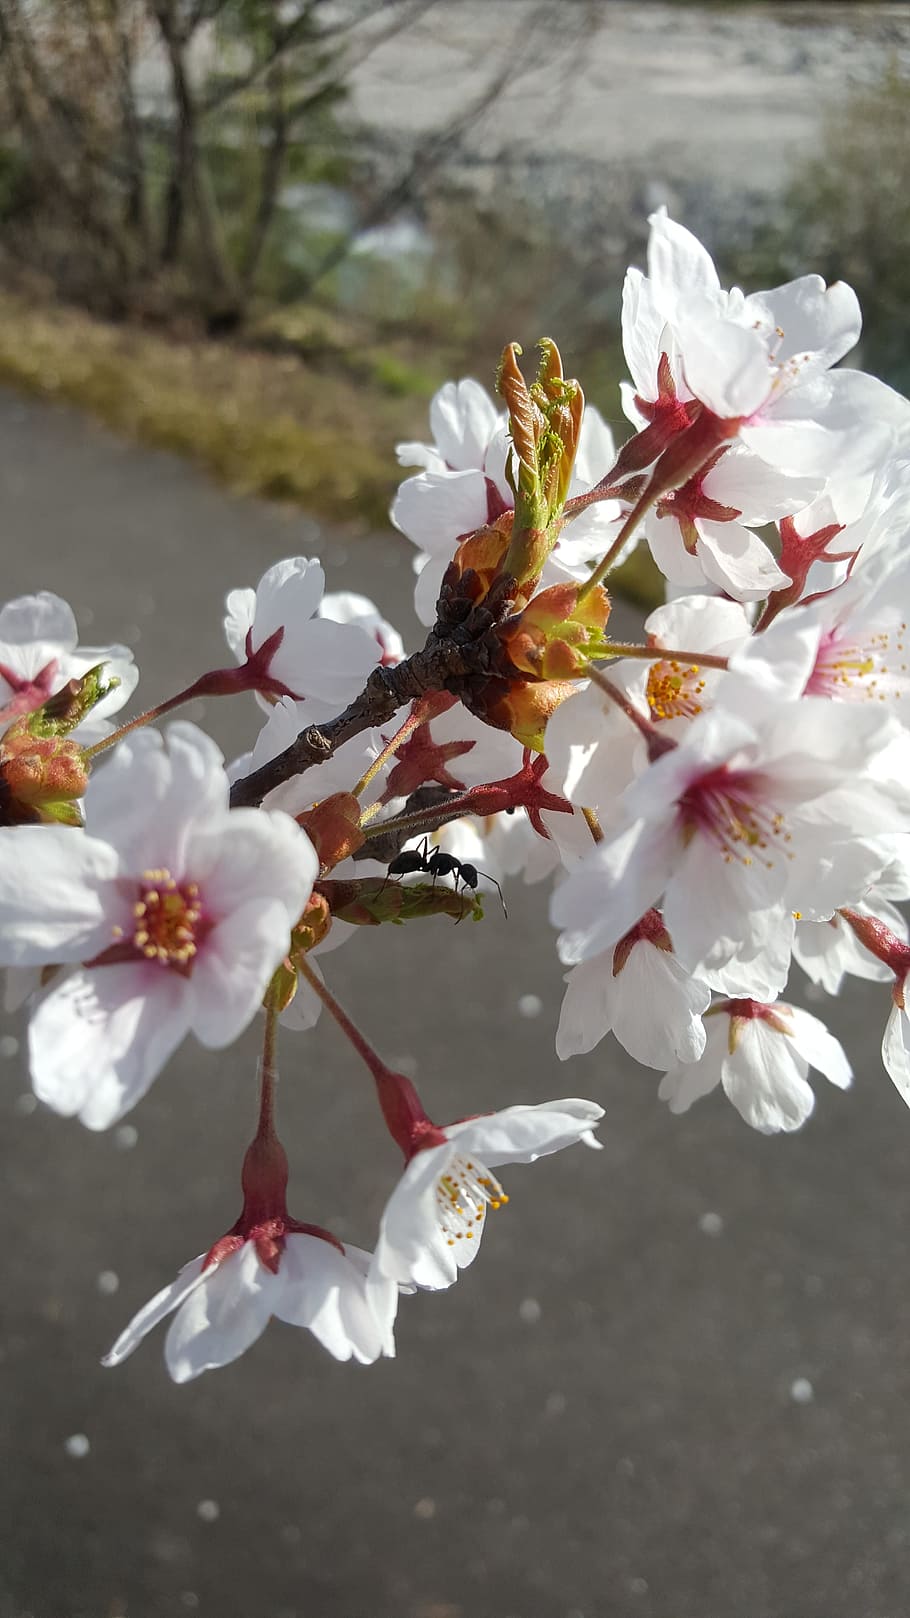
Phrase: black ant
[{"left": 383, "top": 837, "right": 507, "bottom": 919}]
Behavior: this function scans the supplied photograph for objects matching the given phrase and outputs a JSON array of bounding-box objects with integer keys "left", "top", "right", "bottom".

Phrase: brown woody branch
[{"left": 229, "top": 628, "right": 503, "bottom": 809}]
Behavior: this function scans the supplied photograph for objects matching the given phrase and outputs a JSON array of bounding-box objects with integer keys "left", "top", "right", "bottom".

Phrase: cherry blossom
[
  {"left": 556, "top": 910, "right": 711, "bottom": 1067},
  {"left": 0, "top": 590, "right": 138, "bottom": 741},
  {"left": 6, "top": 208, "right": 910, "bottom": 1391},
  {"left": 368, "top": 1096, "right": 603, "bottom": 1307},
  {"left": 623, "top": 209, "right": 909, "bottom": 494},
  {"left": 104, "top": 1233, "right": 394, "bottom": 1379},
  {"left": 0, "top": 723, "right": 317, "bottom": 1128},
  {"left": 224, "top": 557, "right": 381, "bottom": 716},
  {"left": 658, "top": 998, "right": 852, "bottom": 1133},
  {"left": 551, "top": 698, "right": 910, "bottom": 996}
]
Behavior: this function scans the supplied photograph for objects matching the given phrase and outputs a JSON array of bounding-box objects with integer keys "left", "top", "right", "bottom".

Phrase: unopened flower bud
[
  {"left": 297, "top": 791, "right": 364, "bottom": 871},
  {"left": 33, "top": 663, "right": 119, "bottom": 737},
  {"left": 0, "top": 721, "right": 88, "bottom": 825}
]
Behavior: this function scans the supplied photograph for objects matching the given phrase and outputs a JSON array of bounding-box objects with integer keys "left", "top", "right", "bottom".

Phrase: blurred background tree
[{"left": 0, "top": 0, "right": 437, "bottom": 330}]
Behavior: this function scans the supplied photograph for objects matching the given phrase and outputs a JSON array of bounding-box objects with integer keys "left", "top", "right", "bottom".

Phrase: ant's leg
[{"left": 477, "top": 871, "right": 508, "bottom": 918}]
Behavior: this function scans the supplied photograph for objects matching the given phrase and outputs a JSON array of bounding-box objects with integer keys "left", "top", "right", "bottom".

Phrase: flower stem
[
  {"left": 576, "top": 488, "right": 655, "bottom": 602},
  {"left": 258, "top": 996, "right": 280, "bottom": 1140},
  {"left": 587, "top": 663, "right": 676, "bottom": 761},
  {"left": 82, "top": 680, "right": 210, "bottom": 759},
  {"left": 361, "top": 787, "right": 481, "bottom": 845},
  {"left": 351, "top": 695, "right": 439, "bottom": 802},
  {"left": 296, "top": 953, "right": 387, "bottom": 1083},
  {"left": 600, "top": 642, "right": 729, "bottom": 671}
]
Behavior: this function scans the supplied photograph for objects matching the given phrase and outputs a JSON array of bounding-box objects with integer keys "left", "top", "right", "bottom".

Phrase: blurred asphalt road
[{"left": 1, "top": 389, "right": 910, "bottom": 1618}]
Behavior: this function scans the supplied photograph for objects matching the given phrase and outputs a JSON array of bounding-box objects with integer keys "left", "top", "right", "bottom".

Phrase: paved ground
[{"left": 2, "top": 387, "right": 910, "bottom": 1618}]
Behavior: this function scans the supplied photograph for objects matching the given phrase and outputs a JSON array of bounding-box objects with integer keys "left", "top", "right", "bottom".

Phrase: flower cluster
[{"left": 4, "top": 209, "right": 910, "bottom": 1381}]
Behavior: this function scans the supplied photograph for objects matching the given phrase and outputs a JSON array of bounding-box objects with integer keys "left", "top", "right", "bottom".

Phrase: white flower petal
[
  {"left": 102, "top": 1256, "right": 206, "bottom": 1367},
  {"left": 0, "top": 827, "right": 120, "bottom": 965},
  {"left": 429, "top": 379, "right": 500, "bottom": 471},
  {"left": 188, "top": 897, "right": 297, "bottom": 1048},
  {"left": 275, "top": 1235, "right": 393, "bottom": 1363},
  {"left": 721, "top": 1018, "right": 816, "bottom": 1134},
  {"left": 29, "top": 963, "right": 190, "bottom": 1129},
  {"left": 0, "top": 591, "right": 78, "bottom": 681},
  {"left": 883, "top": 1000, "right": 910, "bottom": 1107},
  {"left": 446, "top": 1099, "right": 604, "bottom": 1167},
  {"left": 391, "top": 470, "right": 489, "bottom": 554},
  {"left": 165, "top": 1243, "right": 279, "bottom": 1383}
]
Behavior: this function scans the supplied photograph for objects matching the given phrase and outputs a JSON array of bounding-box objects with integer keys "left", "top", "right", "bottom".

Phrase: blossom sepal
[
  {"left": 500, "top": 581, "right": 612, "bottom": 679},
  {"left": 21, "top": 662, "right": 120, "bottom": 738},
  {"left": 296, "top": 791, "right": 365, "bottom": 871}
]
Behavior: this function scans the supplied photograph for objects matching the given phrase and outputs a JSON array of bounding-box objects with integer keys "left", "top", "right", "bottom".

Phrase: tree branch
[{"left": 229, "top": 624, "right": 506, "bottom": 809}]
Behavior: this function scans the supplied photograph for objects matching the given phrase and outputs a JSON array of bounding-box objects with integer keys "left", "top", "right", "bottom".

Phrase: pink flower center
[
  {"left": 127, "top": 868, "right": 205, "bottom": 970},
  {"left": 805, "top": 622, "right": 907, "bottom": 701},
  {"left": 677, "top": 765, "right": 791, "bottom": 870}
]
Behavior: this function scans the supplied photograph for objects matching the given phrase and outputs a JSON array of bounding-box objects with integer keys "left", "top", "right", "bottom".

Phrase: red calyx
[
  {"left": 612, "top": 908, "right": 672, "bottom": 975},
  {"left": 384, "top": 694, "right": 474, "bottom": 797},
  {"left": 460, "top": 749, "right": 571, "bottom": 837},
  {"left": 759, "top": 515, "right": 854, "bottom": 626},
  {"left": 655, "top": 447, "right": 741, "bottom": 555},
  {"left": 612, "top": 353, "right": 702, "bottom": 479},
  {"left": 373, "top": 1065, "right": 448, "bottom": 1159},
  {"left": 840, "top": 909, "right": 910, "bottom": 981},
  {"left": 204, "top": 1129, "right": 343, "bottom": 1276}
]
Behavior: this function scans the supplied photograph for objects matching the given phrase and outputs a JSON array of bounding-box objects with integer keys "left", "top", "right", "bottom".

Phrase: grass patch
[
  {"left": 0, "top": 291, "right": 433, "bottom": 528},
  {"left": 0, "top": 288, "right": 662, "bottom": 606}
]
